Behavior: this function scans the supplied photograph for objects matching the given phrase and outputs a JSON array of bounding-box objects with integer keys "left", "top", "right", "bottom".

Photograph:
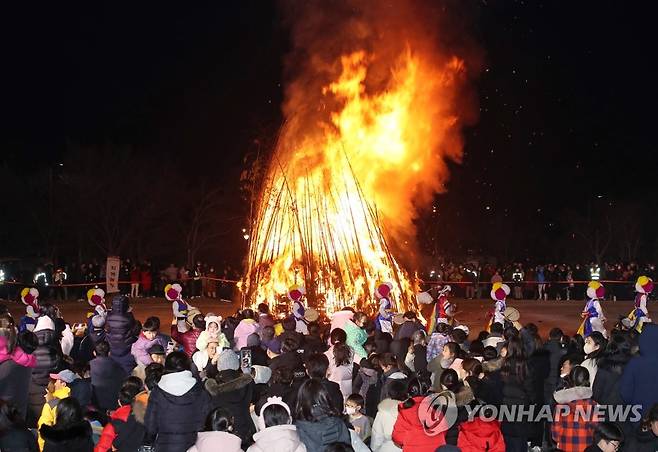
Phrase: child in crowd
[{"left": 346, "top": 394, "right": 371, "bottom": 443}]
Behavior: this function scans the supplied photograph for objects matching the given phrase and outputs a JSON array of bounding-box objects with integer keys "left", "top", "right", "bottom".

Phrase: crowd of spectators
[
  {"left": 2, "top": 292, "right": 658, "bottom": 451},
  {"left": 423, "top": 261, "right": 656, "bottom": 301}
]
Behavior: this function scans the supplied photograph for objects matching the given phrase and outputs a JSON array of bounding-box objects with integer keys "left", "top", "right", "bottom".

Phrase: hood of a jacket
[
  {"left": 639, "top": 323, "right": 658, "bottom": 358},
  {"left": 34, "top": 315, "right": 55, "bottom": 332},
  {"left": 157, "top": 370, "right": 197, "bottom": 396},
  {"left": 193, "top": 431, "right": 242, "bottom": 451},
  {"left": 111, "top": 295, "right": 129, "bottom": 314},
  {"left": 205, "top": 370, "right": 253, "bottom": 396},
  {"left": 53, "top": 386, "right": 71, "bottom": 400},
  {"left": 482, "top": 357, "right": 504, "bottom": 373},
  {"left": 40, "top": 421, "right": 92, "bottom": 443},
  {"left": 253, "top": 424, "right": 300, "bottom": 443},
  {"left": 554, "top": 386, "right": 593, "bottom": 404},
  {"left": 459, "top": 417, "right": 502, "bottom": 438},
  {"left": 359, "top": 366, "right": 378, "bottom": 379},
  {"left": 377, "top": 398, "right": 401, "bottom": 414},
  {"left": 296, "top": 416, "right": 350, "bottom": 449},
  {"left": 454, "top": 384, "right": 476, "bottom": 407}
]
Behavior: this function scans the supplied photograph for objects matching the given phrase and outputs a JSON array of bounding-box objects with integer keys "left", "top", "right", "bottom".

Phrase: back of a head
[
  {"left": 295, "top": 378, "right": 338, "bottom": 421},
  {"left": 305, "top": 353, "right": 329, "bottom": 379},
  {"left": 164, "top": 351, "right": 191, "bottom": 374},
  {"left": 143, "top": 316, "right": 160, "bottom": 332},
  {"left": 263, "top": 403, "right": 291, "bottom": 428},
  {"left": 281, "top": 336, "right": 301, "bottom": 354},
  {"left": 439, "top": 368, "right": 461, "bottom": 392},
  {"left": 549, "top": 328, "right": 564, "bottom": 341},
  {"left": 40, "top": 303, "right": 59, "bottom": 321},
  {"left": 386, "top": 379, "right": 408, "bottom": 401},
  {"left": 282, "top": 317, "right": 296, "bottom": 332},
  {"left": 192, "top": 314, "right": 206, "bottom": 330},
  {"left": 206, "top": 407, "right": 233, "bottom": 432},
  {"left": 119, "top": 376, "right": 144, "bottom": 405},
  {"left": 307, "top": 321, "right": 320, "bottom": 336},
  {"left": 380, "top": 352, "right": 397, "bottom": 369},
  {"left": 593, "top": 422, "right": 624, "bottom": 444},
  {"left": 468, "top": 340, "right": 484, "bottom": 357},
  {"left": 482, "top": 346, "right": 498, "bottom": 361},
  {"left": 242, "top": 309, "right": 255, "bottom": 320},
  {"left": 257, "top": 303, "right": 269, "bottom": 315},
  {"left": 273, "top": 367, "right": 294, "bottom": 386},
  {"left": 504, "top": 326, "right": 519, "bottom": 341},
  {"left": 95, "top": 341, "right": 110, "bottom": 357},
  {"left": 436, "top": 323, "right": 451, "bottom": 335},
  {"left": 144, "top": 363, "right": 165, "bottom": 390},
  {"left": 329, "top": 328, "right": 347, "bottom": 345},
  {"left": 53, "top": 397, "right": 83, "bottom": 429},
  {"left": 262, "top": 325, "right": 275, "bottom": 340},
  {"left": 451, "top": 329, "right": 466, "bottom": 344},
  {"left": 490, "top": 322, "right": 504, "bottom": 335},
  {"left": 570, "top": 365, "right": 590, "bottom": 388}
]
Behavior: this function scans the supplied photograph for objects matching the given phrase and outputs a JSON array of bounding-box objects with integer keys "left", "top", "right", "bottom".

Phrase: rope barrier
[
  {"left": 0, "top": 275, "right": 240, "bottom": 288},
  {"left": 419, "top": 279, "right": 640, "bottom": 286}
]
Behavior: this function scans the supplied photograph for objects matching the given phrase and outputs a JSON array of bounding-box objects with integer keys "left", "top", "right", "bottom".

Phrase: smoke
[{"left": 276, "top": 0, "right": 481, "bottom": 263}]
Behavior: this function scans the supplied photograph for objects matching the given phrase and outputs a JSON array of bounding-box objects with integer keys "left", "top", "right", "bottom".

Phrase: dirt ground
[{"left": 3, "top": 296, "right": 638, "bottom": 338}]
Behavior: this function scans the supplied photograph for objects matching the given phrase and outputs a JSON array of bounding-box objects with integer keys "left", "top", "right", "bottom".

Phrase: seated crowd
[{"left": 1, "top": 297, "right": 658, "bottom": 452}]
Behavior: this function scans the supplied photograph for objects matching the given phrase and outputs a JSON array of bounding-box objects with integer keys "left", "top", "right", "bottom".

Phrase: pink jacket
[
  {"left": 233, "top": 319, "right": 259, "bottom": 350},
  {"left": 0, "top": 336, "right": 36, "bottom": 367}
]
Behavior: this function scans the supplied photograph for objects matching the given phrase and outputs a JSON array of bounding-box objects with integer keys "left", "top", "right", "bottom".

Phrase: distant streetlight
[{"left": 243, "top": 234, "right": 250, "bottom": 241}]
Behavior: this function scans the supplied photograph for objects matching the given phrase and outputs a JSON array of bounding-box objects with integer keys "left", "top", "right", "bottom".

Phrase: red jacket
[
  {"left": 392, "top": 396, "right": 446, "bottom": 452},
  {"left": 95, "top": 405, "right": 131, "bottom": 452},
  {"left": 170, "top": 325, "right": 202, "bottom": 357},
  {"left": 458, "top": 417, "right": 505, "bottom": 452}
]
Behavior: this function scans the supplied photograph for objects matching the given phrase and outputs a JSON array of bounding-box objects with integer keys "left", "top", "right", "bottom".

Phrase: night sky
[{"left": 1, "top": 1, "right": 655, "bottom": 262}]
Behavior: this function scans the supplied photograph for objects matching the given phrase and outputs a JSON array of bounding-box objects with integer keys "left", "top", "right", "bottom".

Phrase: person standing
[{"left": 129, "top": 265, "right": 140, "bottom": 299}]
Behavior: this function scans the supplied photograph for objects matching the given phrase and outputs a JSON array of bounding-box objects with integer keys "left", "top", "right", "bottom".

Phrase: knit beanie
[
  {"left": 91, "top": 315, "right": 106, "bottom": 329},
  {"left": 251, "top": 365, "right": 272, "bottom": 384},
  {"left": 216, "top": 349, "right": 240, "bottom": 371}
]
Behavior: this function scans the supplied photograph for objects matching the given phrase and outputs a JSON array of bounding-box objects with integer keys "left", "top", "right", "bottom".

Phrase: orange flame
[{"left": 241, "top": 3, "right": 476, "bottom": 315}]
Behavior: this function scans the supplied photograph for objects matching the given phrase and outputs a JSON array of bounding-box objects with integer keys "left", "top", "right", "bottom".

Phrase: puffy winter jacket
[
  {"left": 206, "top": 370, "right": 255, "bottom": 449},
  {"left": 457, "top": 417, "right": 505, "bottom": 452},
  {"left": 170, "top": 325, "right": 202, "bottom": 357},
  {"left": 295, "top": 416, "right": 351, "bottom": 452},
  {"left": 105, "top": 296, "right": 138, "bottom": 373},
  {"left": 247, "top": 425, "right": 306, "bottom": 452},
  {"left": 94, "top": 404, "right": 145, "bottom": 452},
  {"left": 187, "top": 431, "right": 243, "bottom": 452},
  {"left": 620, "top": 323, "right": 658, "bottom": 416},
  {"left": 27, "top": 316, "right": 62, "bottom": 427},
  {"left": 144, "top": 370, "right": 211, "bottom": 452},
  {"left": 131, "top": 332, "right": 168, "bottom": 366},
  {"left": 392, "top": 396, "right": 446, "bottom": 452},
  {"left": 370, "top": 398, "right": 402, "bottom": 452},
  {"left": 0, "top": 336, "right": 35, "bottom": 421}
]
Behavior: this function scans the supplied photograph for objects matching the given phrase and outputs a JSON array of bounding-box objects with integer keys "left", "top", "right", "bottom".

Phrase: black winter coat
[
  {"left": 499, "top": 365, "right": 535, "bottom": 440},
  {"left": 27, "top": 328, "right": 61, "bottom": 427},
  {"left": 144, "top": 371, "right": 211, "bottom": 452},
  {"left": 543, "top": 339, "right": 567, "bottom": 402},
  {"left": 90, "top": 356, "right": 128, "bottom": 411},
  {"left": 622, "top": 425, "right": 658, "bottom": 452},
  {"left": 40, "top": 421, "right": 94, "bottom": 452},
  {"left": 0, "top": 359, "right": 32, "bottom": 421},
  {"left": 105, "top": 296, "right": 138, "bottom": 373},
  {"left": 0, "top": 426, "right": 38, "bottom": 451},
  {"left": 206, "top": 370, "right": 255, "bottom": 449}
]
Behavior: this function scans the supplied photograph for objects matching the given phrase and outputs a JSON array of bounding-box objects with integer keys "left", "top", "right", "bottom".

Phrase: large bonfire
[{"left": 240, "top": 1, "right": 477, "bottom": 315}]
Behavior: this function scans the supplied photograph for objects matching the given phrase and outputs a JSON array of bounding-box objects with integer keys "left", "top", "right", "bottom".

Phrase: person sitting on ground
[
  {"left": 233, "top": 309, "right": 260, "bottom": 351},
  {"left": 192, "top": 338, "right": 220, "bottom": 380},
  {"left": 346, "top": 393, "right": 371, "bottom": 443},
  {"left": 205, "top": 349, "right": 255, "bottom": 449},
  {"left": 303, "top": 321, "right": 327, "bottom": 358},
  {"left": 324, "top": 328, "right": 354, "bottom": 401},
  {"left": 552, "top": 365, "right": 599, "bottom": 452},
  {"left": 94, "top": 377, "right": 146, "bottom": 452},
  {"left": 40, "top": 397, "right": 94, "bottom": 452},
  {"left": 0, "top": 399, "right": 38, "bottom": 452},
  {"left": 131, "top": 317, "right": 168, "bottom": 367},
  {"left": 187, "top": 407, "right": 243, "bottom": 452},
  {"left": 171, "top": 313, "right": 205, "bottom": 357},
  {"left": 37, "top": 369, "right": 76, "bottom": 450},
  {"left": 295, "top": 379, "right": 352, "bottom": 451},
  {"left": 144, "top": 351, "right": 211, "bottom": 451},
  {"left": 305, "top": 353, "right": 345, "bottom": 414},
  {"left": 248, "top": 397, "right": 305, "bottom": 452},
  {"left": 196, "top": 315, "right": 230, "bottom": 352},
  {"left": 90, "top": 341, "right": 127, "bottom": 413}
]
